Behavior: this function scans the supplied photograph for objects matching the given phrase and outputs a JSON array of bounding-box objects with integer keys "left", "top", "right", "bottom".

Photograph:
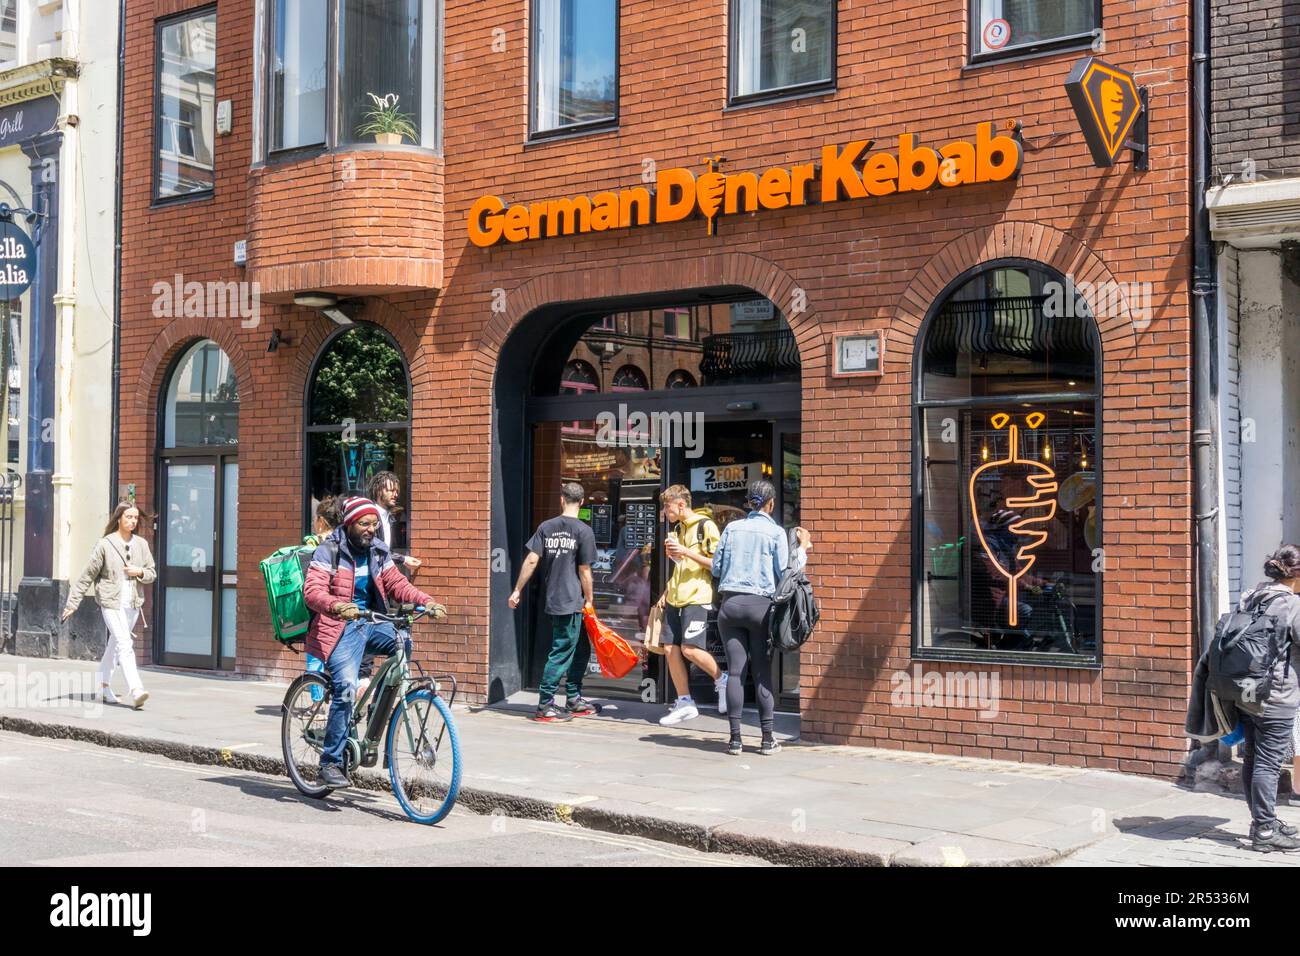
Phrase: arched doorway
[
  {"left": 492, "top": 289, "right": 802, "bottom": 709},
  {"left": 156, "top": 339, "right": 239, "bottom": 669},
  {"left": 304, "top": 323, "right": 411, "bottom": 541}
]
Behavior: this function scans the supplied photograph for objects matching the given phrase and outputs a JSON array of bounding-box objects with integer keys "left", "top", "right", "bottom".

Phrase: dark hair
[
  {"left": 366, "top": 471, "right": 400, "bottom": 502},
  {"left": 315, "top": 495, "right": 342, "bottom": 531},
  {"left": 746, "top": 479, "right": 776, "bottom": 510},
  {"left": 1264, "top": 545, "right": 1300, "bottom": 581},
  {"left": 561, "top": 482, "right": 585, "bottom": 505},
  {"left": 104, "top": 501, "right": 144, "bottom": 537}
]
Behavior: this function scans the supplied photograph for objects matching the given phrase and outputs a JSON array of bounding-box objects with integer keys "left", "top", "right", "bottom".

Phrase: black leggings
[{"left": 718, "top": 593, "right": 775, "bottom": 740}]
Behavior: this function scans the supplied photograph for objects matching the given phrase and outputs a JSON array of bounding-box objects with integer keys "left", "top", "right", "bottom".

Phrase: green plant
[{"left": 355, "top": 92, "right": 418, "bottom": 142}]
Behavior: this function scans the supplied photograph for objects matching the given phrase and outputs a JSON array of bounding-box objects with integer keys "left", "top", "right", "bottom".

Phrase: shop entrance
[{"left": 505, "top": 292, "right": 802, "bottom": 711}]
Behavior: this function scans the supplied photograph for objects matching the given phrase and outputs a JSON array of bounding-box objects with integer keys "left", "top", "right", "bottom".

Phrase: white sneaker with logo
[
  {"left": 99, "top": 684, "right": 119, "bottom": 705},
  {"left": 714, "top": 672, "right": 729, "bottom": 714},
  {"left": 659, "top": 697, "right": 699, "bottom": 726}
]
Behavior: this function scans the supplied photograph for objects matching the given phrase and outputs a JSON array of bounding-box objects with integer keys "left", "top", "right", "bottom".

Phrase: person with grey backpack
[{"left": 1214, "top": 546, "right": 1300, "bottom": 852}]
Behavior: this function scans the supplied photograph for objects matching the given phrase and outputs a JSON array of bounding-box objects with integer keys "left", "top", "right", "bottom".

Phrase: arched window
[
  {"left": 915, "top": 262, "right": 1100, "bottom": 661},
  {"left": 164, "top": 339, "right": 239, "bottom": 447},
  {"left": 611, "top": 364, "right": 648, "bottom": 391},
  {"left": 158, "top": 339, "right": 239, "bottom": 669},
  {"left": 305, "top": 323, "right": 411, "bottom": 541},
  {"left": 561, "top": 359, "right": 599, "bottom": 394},
  {"left": 665, "top": 369, "right": 697, "bottom": 389}
]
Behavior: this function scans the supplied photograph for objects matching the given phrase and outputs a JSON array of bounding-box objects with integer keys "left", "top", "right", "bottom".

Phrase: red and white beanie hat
[{"left": 341, "top": 496, "right": 380, "bottom": 528}]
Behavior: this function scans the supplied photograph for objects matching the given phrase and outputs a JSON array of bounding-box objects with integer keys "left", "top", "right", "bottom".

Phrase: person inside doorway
[
  {"left": 509, "top": 482, "right": 599, "bottom": 723},
  {"left": 657, "top": 484, "right": 729, "bottom": 726},
  {"left": 712, "top": 479, "right": 810, "bottom": 756},
  {"left": 62, "top": 502, "right": 157, "bottom": 710},
  {"left": 303, "top": 496, "right": 443, "bottom": 791},
  {"left": 365, "top": 471, "right": 423, "bottom": 572}
]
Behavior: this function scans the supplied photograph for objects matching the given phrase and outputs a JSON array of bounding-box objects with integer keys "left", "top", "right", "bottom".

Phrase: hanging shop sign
[
  {"left": 1064, "top": 57, "right": 1147, "bottom": 169},
  {"left": 0, "top": 220, "right": 35, "bottom": 301},
  {"left": 468, "top": 121, "right": 1023, "bottom": 247}
]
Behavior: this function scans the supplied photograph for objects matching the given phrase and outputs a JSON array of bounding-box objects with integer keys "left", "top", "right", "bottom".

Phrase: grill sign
[
  {"left": 1065, "top": 57, "right": 1144, "bottom": 168},
  {"left": 469, "top": 121, "right": 1023, "bottom": 247},
  {"left": 0, "top": 221, "right": 33, "bottom": 300}
]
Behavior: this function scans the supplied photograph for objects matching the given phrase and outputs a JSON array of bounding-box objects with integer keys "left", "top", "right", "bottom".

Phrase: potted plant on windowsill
[{"left": 356, "top": 93, "right": 418, "bottom": 146}]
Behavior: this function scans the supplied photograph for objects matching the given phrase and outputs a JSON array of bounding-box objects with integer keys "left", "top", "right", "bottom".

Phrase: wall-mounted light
[
  {"left": 294, "top": 292, "right": 357, "bottom": 326},
  {"left": 267, "top": 328, "right": 293, "bottom": 353}
]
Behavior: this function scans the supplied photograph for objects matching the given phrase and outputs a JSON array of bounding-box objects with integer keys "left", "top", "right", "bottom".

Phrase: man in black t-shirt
[{"left": 509, "top": 482, "right": 599, "bottom": 722}]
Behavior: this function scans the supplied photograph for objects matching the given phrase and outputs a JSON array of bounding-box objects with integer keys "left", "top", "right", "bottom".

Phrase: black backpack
[
  {"left": 1208, "top": 592, "right": 1292, "bottom": 707},
  {"left": 768, "top": 531, "right": 819, "bottom": 652}
]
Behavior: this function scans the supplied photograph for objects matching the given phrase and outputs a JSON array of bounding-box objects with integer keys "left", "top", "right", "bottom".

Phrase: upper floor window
[
  {"left": 729, "top": 0, "right": 834, "bottom": 104},
  {"left": 156, "top": 8, "right": 217, "bottom": 201},
  {"left": 971, "top": 0, "right": 1099, "bottom": 63},
  {"left": 268, "top": 0, "right": 439, "bottom": 155},
  {"left": 0, "top": 1, "right": 17, "bottom": 67},
  {"left": 530, "top": 0, "right": 617, "bottom": 138}
]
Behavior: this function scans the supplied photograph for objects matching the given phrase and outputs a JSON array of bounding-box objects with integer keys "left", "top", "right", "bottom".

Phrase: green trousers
[{"left": 539, "top": 611, "right": 589, "bottom": 706}]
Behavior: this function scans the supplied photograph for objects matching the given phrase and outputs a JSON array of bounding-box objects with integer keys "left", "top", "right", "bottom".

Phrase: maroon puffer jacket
[{"left": 303, "top": 529, "right": 435, "bottom": 663}]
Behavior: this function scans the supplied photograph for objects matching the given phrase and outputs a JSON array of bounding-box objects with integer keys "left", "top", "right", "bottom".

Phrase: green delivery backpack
[{"left": 260, "top": 539, "right": 340, "bottom": 645}]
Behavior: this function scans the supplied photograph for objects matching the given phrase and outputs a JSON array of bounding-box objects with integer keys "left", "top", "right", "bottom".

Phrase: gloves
[
  {"left": 333, "top": 602, "right": 362, "bottom": 621},
  {"left": 428, "top": 604, "right": 447, "bottom": 622}
]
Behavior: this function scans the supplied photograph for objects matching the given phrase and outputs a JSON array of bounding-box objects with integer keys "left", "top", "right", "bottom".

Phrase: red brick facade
[{"left": 120, "top": 0, "right": 1194, "bottom": 776}]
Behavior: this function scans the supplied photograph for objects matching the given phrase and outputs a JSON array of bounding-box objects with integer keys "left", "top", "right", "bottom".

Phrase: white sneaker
[
  {"left": 99, "top": 684, "right": 119, "bottom": 705},
  {"left": 129, "top": 689, "right": 149, "bottom": 710},
  {"left": 659, "top": 698, "right": 699, "bottom": 726},
  {"left": 715, "top": 673, "right": 730, "bottom": 715}
]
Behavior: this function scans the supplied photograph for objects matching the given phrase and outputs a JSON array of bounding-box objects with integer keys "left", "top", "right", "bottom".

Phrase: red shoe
[
  {"left": 565, "top": 696, "right": 602, "bottom": 717},
  {"left": 532, "top": 703, "right": 573, "bottom": 723}
]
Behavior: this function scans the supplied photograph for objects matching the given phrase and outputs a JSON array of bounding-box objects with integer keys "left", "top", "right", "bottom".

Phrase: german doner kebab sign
[{"left": 468, "top": 121, "right": 1023, "bottom": 247}]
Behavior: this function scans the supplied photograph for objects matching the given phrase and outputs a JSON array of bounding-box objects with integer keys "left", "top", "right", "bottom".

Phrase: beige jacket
[{"left": 65, "top": 534, "right": 157, "bottom": 612}]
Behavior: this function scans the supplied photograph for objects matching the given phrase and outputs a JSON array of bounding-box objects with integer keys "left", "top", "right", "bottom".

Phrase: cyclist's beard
[{"left": 345, "top": 526, "right": 375, "bottom": 552}]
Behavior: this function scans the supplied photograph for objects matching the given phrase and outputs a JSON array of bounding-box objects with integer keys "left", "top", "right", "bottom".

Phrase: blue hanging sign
[{"left": 0, "top": 221, "right": 34, "bottom": 301}]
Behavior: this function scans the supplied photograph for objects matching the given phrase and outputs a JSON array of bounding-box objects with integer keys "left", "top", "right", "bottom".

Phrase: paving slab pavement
[{"left": 0, "top": 654, "right": 1285, "bottom": 866}]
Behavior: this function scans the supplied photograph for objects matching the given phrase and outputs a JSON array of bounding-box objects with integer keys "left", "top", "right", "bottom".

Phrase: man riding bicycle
[{"left": 303, "top": 496, "right": 444, "bottom": 790}]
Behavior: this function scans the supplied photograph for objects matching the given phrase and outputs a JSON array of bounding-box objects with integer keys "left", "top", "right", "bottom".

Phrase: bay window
[{"left": 267, "top": 0, "right": 439, "bottom": 155}]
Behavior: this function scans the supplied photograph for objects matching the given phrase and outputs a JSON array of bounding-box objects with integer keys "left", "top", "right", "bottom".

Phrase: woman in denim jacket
[{"left": 712, "top": 479, "right": 810, "bottom": 756}]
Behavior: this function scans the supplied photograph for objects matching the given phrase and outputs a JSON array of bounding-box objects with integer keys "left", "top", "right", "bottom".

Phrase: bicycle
[{"left": 280, "top": 604, "right": 463, "bottom": 825}]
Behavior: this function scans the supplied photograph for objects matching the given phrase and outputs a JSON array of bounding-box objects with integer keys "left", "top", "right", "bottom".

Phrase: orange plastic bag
[{"left": 582, "top": 605, "right": 639, "bottom": 679}]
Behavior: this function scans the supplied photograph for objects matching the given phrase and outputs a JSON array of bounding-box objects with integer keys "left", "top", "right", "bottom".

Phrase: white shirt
[{"left": 376, "top": 505, "right": 393, "bottom": 546}]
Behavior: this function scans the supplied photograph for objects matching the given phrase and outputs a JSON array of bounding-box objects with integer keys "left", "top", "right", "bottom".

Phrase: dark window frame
[
  {"left": 967, "top": 0, "right": 1102, "bottom": 67},
  {"left": 726, "top": 0, "right": 837, "bottom": 108},
  {"left": 301, "top": 321, "right": 414, "bottom": 537},
  {"left": 911, "top": 258, "right": 1104, "bottom": 670},
  {"left": 527, "top": 0, "right": 620, "bottom": 143},
  {"left": 263, "top": 0, "right": 443, "bottom": 162},
  {"left": 152, "top": 4, "right": 219, "bottom": 207}
]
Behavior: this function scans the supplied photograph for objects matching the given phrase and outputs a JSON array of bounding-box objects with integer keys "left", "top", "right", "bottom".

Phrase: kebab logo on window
[{"left": 969, "top": 412, "right": 1058, "bottom": 628}]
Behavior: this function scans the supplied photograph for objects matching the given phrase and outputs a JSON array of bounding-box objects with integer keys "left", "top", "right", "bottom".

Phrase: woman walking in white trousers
[{"left": 62, "top": 502, "right": 156, "bottom": 709}]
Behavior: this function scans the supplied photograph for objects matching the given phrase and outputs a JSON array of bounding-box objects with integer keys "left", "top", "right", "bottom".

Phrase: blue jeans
[{"left": 320, "top": 620, "right": 401, "bottom": 767}]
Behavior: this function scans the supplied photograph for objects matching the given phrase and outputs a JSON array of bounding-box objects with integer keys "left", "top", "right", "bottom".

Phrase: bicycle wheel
[
  {"left": 281, "top": 672, "right": 333, "bottom": 799},
  {"left": 387, "top": 688, "right": 461, "bottom": 825}
]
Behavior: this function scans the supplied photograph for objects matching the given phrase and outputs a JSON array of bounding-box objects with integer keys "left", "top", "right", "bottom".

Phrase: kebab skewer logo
[
  {"left": 969, "top": 412, "right": 1058, "bottom": 628},
  {"left": 468, "top": 121, "right": 1022, "bottom": 247}
]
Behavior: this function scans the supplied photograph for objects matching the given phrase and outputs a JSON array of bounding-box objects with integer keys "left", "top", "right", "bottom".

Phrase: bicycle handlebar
[{"left": 361, "top": 605, "right": 431, "bottom": 625}]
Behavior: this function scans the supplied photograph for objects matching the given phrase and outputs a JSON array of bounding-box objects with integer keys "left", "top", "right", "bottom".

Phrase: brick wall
[
  {"left": 1212, "top": 0, "right": 1300, "bottom": 178},
  {"left": 120, "top": 0, "right": 1194, "bottom": 777}
]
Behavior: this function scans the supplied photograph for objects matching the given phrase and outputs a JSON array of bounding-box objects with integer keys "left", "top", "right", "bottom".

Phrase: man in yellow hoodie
[{"left": 657, "top": 485, "right": 728, "bottom": 725}]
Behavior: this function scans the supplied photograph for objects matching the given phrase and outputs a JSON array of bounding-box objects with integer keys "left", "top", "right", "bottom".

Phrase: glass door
[{"left": 159, "top": 454, "right": 236, "bottom": 668}]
